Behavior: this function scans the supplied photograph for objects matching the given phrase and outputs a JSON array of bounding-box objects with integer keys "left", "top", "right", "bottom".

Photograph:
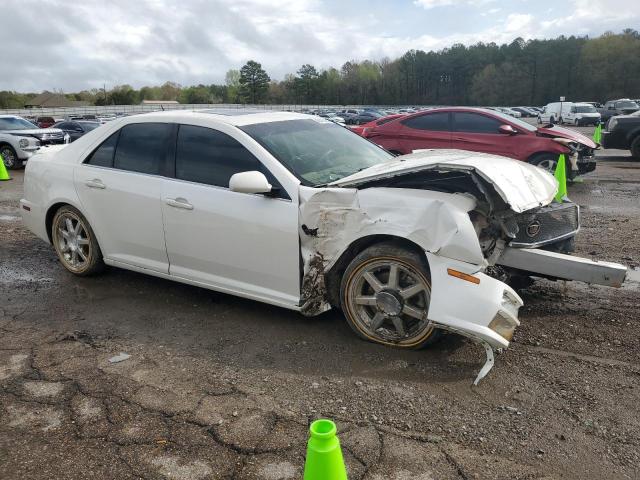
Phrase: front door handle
[
  {"left": 85, "top": 179, "right": 106, "bottom": 189},
  {"left": 165, "top": 197, "right": 193, "bottom": 210}
]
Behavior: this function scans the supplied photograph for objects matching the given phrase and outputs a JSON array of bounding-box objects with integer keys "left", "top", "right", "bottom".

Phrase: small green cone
[
  {"left": 592, "top": 123, "right": 602, "bottom": 144},
  {"left": 0, "top": 154, "right": 12, "bottom": 181},
  {"left": 554, "top": 154, "right": 568, "bottom": 202},
  {"left": 303, "top": 419, "right": 348, "bottom": 480}
]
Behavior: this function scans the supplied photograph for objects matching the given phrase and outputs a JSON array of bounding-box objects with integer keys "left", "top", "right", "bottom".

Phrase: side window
[
  {"left": 85, "top": 131, "right": 120, "bottom": 167},
  {"left": 453, "top": 112, "right": 501, "bottom": 134},
  {"left": 401, "top": 112, "right": 450, "bottom": 131},
  {"left": 175, "top": 124, "right": 288, "bottom": 198},
  {"left": 113, "top": 123, "right": 172, "bottom": 175}
]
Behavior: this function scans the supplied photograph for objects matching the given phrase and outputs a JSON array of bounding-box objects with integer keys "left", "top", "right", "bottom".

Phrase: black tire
[
  {"left": 549, "top": 116, "right": 555, "bottom": 124},
  {"left": 631, "top": 136, "right": 640, "bottom": 159},
  {"left": 51, "top": 205, "right": 105, "bottom": 276},
  {"left": 0, "top": 144, "right": 20, "bottom": 170},
  {"left": 529, "top": 153, "right": 558, "bottom": 173},
  {"left": 340, "top": 242, "right": 439, "bottom": 349},
  {"left": 559, "top": 117, "right": 564, "bottom": 125}
]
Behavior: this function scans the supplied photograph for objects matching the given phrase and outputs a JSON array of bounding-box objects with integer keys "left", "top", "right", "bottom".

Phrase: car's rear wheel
[
  {"left": 631, "top": 136, "right": 640, "bottom": 159},
  {"left": 529, "top": 153, "right": 558, "bottom": 173},
  {"left": 51, "top": 206, "right": 104, "bottom": 276},
  {"left": 0, "top": 145, "right": 20, "bottom": 170},
  {"left": 549, "top": 116, "right": 555, "bottom": 124},
  {"left": 340, "top": 243, "right": 438, "bottom": 349}
]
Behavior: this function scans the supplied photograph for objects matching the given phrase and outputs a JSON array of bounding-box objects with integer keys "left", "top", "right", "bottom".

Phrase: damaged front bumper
[{"left": 425, "top": 253, "right": 523, "bottom": 384}]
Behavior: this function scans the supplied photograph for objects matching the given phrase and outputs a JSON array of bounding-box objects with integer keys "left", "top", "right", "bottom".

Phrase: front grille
[{"left": 510, "top": 202, "right": 579, "bottom": 248}]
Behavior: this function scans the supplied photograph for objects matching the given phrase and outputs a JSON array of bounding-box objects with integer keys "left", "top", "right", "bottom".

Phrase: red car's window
[
  {"left": 401, "top": 112, "right": 450, "bottom": 131},
  {"left": 453, "top": 112, "right": 502, "bottom": 134}
]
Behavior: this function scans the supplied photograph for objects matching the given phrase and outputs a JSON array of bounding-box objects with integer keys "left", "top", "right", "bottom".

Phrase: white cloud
[
  {"left": 414, "top": 0, "right": 496, "bottom": 9},
  {"left": 0, "top": 0, "right": 638, "bottom": 92}
]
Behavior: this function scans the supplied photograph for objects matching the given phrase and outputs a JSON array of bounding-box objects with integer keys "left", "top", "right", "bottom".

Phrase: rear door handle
[
  {"left": 165, "top": 197, "right": 193, "bottom": 210},
  {"left": 85, "top": 179, "right": 106, "bottom": 189}
]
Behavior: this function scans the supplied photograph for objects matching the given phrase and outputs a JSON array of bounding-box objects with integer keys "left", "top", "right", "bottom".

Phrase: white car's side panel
[
  {"left": 162, "top": 179, "right": 301, "bottom": 306},
  {"left": 74, "top": 165, "right": 169, "bottom": 273}
]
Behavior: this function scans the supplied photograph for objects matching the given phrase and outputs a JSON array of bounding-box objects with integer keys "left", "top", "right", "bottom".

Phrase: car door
[
  {"left": 451, "top": 111, "right": 516, "bottom": 158},
  {"left": 395, "top": 111, "right": 451, "bottom": 153},
  {"left": 74, "top": 122, "right": 173, "bottom": 273},
  {"left": 161, "top": 124, "right": 300, "bottom": 307}
]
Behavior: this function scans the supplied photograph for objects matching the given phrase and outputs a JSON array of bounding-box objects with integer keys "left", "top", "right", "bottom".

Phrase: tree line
[{"left": 1, "top": 30, "right": 639, "bottom": 109}]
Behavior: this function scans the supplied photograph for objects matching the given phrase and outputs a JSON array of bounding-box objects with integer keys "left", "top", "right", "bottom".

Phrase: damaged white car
[{"left": 21, "top": 111, "right": 627, "bottom": 383}]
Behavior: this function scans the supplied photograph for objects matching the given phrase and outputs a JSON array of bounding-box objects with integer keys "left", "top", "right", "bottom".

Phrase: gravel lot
[{"left": 1, "top": 125, "right": 639, "bottom": 480}]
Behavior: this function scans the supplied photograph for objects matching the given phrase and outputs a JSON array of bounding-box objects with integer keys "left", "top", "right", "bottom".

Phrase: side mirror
[
  {"left": 229, "top": 171, "right": 272, "bottom": 194},
  {"left": 498, "top": 124, "right": 517, "bottom": 135}
]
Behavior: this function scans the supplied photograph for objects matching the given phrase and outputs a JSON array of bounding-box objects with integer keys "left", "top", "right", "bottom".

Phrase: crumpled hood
[
  {"left": 536, "top": 125, "right": 596, "bottom": 148},
  {"left": 330, "top": 149, "right": 558, "bottom": 213}
]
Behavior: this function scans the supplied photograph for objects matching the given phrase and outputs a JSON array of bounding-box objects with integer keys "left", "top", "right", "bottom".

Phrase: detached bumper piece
[{"left": 498, "top": 247, "right": 627, "bottom": 287}]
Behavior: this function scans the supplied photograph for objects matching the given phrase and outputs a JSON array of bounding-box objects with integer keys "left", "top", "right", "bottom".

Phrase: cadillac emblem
[{"left": 526, "top": 220, "right": 541, "bottom": 238}]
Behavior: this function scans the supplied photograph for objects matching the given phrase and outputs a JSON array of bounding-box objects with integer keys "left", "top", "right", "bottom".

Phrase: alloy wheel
[
  {"left": 1, "top": 147, "right": 17, "bottom": 169},
  {"left": 345, "top": 258, "right": 433, "bottom": 345},
  {"left": 52, "top": 211, "right": 92, "bottom": 273}
]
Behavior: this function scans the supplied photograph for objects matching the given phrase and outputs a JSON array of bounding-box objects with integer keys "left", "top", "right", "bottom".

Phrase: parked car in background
[
  {"left": 351, "top": 111, "right": 383, "bottom": 125},
  {"left": 562, "top": 103, "right": 601, "bottom": 126},
  {"left": 338, "top": 109, "right": 361, "bottom": 124},
  {"left": 597, "top": 99, "right": 639, "bottom": 126},
  {"left": 0, "top": 115, "right": 67, "bottom": 169},
  {"left": 497, "top": 107, "right": 522, "bottom": 118},
  {"left": 36, "top": 116, "right": 56, "bottom": 128},
  {"left": 53, "top": 120, "right": 102, "bottom": 142},
  {"left": 602, "top": 110, "right": 640, "bottom": 158},
  {"left": 365, "top": 107, "right": 598, "bottom": 174},
  {"left": 537, "top": 102, "right": 573, "bottom": 124},
  {"left": 511, "top": 107, "right": 536, "bottom": 118}
]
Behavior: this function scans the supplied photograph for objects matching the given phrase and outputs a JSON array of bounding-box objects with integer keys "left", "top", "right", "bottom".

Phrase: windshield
[
  {"left": 617, "top": 101, "right": 638, "bottom": 109},
  {"left": 241, "top": 119, "right": 393, "bottom": 186},
  {"left": 575, "top": 105, "right": 597, "bottom": 113},
  {"left": 481, "top": 109, "right": 537, "bottom": 132},
  {"left": 0, "top": 117, "right": 38, "bottom": 130}
]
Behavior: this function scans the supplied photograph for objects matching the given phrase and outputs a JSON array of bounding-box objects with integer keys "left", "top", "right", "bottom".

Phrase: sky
[{"left": 2, "top": 0, "right": 639, "bottom": 92}]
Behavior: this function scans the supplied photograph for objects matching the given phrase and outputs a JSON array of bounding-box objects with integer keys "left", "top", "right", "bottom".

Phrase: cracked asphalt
[{"left": 1, "top": 129, "right": 640, "bottom": 479}]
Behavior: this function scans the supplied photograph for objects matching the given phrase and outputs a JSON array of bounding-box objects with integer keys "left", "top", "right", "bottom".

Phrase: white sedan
[{"left": 21, "top": 110, "right": 626, "bottom": 383}]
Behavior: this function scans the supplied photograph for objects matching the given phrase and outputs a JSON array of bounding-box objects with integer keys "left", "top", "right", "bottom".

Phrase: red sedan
[
  {"left": 364, "top": 107, "right": 597, "bottom": 173},
  {"left": 350, "top": 114, "right": 405, "bottom": 137}
]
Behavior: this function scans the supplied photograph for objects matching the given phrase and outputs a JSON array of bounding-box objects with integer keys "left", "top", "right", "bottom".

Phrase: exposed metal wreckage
[{"left": 296, "top": 150, "right": 628, "bottom": 384}]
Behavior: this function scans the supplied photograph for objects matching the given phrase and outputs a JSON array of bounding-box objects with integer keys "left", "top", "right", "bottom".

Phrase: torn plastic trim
[{"left": 429, "top": 322, "right": 496, "bottom": 385}]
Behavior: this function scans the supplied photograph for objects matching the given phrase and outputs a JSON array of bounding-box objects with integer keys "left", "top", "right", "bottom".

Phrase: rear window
[
  {"left": 85, "top": 131, "right": 120, "bottom": 167},
  {"left": 401, "top": 112, "right": 450, "bottom": 131},
  {"left": 113, "top": 123, "right": 172, "bottom": 175}
]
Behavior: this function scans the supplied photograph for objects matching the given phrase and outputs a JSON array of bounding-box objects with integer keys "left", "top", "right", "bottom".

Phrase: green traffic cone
[
  {"left": 303, "top": 419, "right": 348, "bottom": 480},
  {"left": 592, "top": 123, "right": 601, "bottom": 144},
  {"left": 554, "top": 154, "right": 568, "bottom": 202},
  {"left": 0, "top": 154, "right": 12, "bottom": 181}
]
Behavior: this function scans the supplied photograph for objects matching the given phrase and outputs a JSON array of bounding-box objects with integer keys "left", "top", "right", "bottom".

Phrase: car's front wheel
[
  {"left": 51, "top": 205, "right": 105, "bottom": 276},
  {"left": 340, "top": 243, "right": 438, "bottom": 349},
  {"left": 0, "top": 145, "right": 20, "bottom": 170},
  {"left": 529, "top": 153, "right": 558, "bottom": 173}
]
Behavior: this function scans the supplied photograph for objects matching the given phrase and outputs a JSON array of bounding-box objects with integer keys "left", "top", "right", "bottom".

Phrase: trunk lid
[{"left": 330, "top": 149, "right": 558, "bottom": 213}]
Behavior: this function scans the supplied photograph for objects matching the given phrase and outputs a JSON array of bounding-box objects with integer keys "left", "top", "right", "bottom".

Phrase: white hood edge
[{"left": 330, "top": 149, "right": 558, "bottom": 213}]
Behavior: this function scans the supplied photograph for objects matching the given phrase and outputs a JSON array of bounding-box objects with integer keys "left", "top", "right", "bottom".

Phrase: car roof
[{"left": 119, "top": 109, "right": 313, "bottom": 127}]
